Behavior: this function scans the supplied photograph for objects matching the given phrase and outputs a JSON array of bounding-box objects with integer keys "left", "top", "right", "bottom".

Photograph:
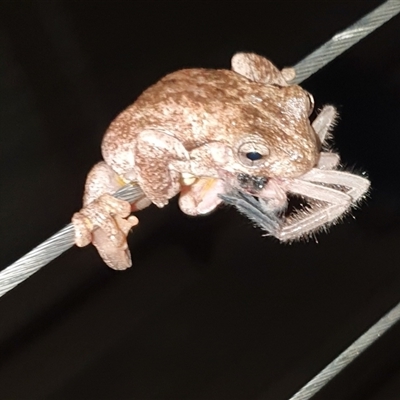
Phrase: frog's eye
[
  {"left": 238, "top": 142, "right": 269, "bottom": 167},
  {"left": 246, "top": 151, "right": 263, "bottom": 161}
]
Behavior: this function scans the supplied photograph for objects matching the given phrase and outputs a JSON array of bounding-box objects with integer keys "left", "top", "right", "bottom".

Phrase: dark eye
[
  {"left": 237, "top": 141, "right": 269, "bottom": 167},
  {"left": 246, "top": 151, "right": 263, "bottom": 161}
]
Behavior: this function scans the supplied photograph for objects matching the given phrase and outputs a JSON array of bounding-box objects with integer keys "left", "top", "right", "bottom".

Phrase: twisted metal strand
[
  {"left": 0, "top": 184, "right": 143, "bottom": 298},
  {"left": 291, "top": 0, "right": 400, "bottom": 84},
  {"left": 286, "top": 2, "right": 400, "bottom": 398},
  {"left": 288, "top": 303, "right": 400, "bottom": 400},
  {"left": 1, "top": 6, "right": 400, "bottom": 399}
]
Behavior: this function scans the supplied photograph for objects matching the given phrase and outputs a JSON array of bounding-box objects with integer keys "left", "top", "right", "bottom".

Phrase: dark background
[{"left": 1, "top": 1, "right": 400, "bottom": 399}]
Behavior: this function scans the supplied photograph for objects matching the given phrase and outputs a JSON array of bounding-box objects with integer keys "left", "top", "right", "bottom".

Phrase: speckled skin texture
[
  {"left": 102, "top": 65, "right": 318, "bottom": 204},
  {"left": 72, "top": 53, "right": 370, "bottom": 270}
]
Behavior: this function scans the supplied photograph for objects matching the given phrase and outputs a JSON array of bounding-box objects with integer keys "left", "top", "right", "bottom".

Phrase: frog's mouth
[
  {"left": 237, "top": 173, "right": 269, "bottom": 194},
  {"left": 180, "top": 171, "right": 268, "bottom": 196}
]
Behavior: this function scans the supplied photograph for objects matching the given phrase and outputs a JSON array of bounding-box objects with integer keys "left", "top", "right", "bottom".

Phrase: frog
[{"left": 72, "top": 53, "right": 370, "bottom": 270}]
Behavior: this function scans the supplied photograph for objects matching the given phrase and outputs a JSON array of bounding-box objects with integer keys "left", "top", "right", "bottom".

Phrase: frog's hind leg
[{"left": 72, "top": 161, "right": 142, "bottom": 270}]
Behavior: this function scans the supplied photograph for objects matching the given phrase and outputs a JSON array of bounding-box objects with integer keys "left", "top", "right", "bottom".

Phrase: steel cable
[
  {"left": 1, "top": 5, "right": 400, "bottom": 399},
  {"left": 0, "top": 184, "right": 144, "bottom": 298},
  {"left": 291, "top": 0, "right": 400, "bottom": 84},
  {"left": 287, "top": 303, "right": 400, "bottom": 400}
]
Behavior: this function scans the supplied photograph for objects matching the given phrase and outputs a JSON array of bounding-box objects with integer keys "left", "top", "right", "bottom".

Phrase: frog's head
[
  {"left": 230, "top": 83, "right": 319, "bottom": 186},
  {"left": 227, "top": 52, "right": 319, "bottom": 185}
]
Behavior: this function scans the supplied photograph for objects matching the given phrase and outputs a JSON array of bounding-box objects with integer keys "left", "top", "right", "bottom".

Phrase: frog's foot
[
  {"left": 72, "top": 193, "right": 138, "bottom": 270},
  {"left": 92, "top": 214, "right": 138, "bottom": 270}
]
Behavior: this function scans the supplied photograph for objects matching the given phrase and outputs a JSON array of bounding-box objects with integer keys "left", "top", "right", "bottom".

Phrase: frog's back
[
  {"left": 101, "top": 68, "right": 313, "bottom": 175},
  {"left": 104, "top": 69, "right": 257, "bottom": 148},
  {"left": 129, "top": 68, "right": 260, "bottom": 144},
  {"left": 145, "top": 68, "right": 252, "bottom": 108}
]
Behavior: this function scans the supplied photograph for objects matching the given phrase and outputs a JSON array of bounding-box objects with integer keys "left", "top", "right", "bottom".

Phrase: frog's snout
[{"left": 237, "top": 173, "right": 268, "bottom": 192}]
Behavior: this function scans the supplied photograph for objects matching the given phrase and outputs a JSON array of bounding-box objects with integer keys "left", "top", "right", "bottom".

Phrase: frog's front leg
[
  {"left": 178, "top": 142, "right": 233, "bottom": 216},
  {"left": 179, "top": 177, "right": 225, "bottom": 216},
  {"left": 72, "top": 161, "right": 141, "bottom": 270},
  {"left": 134, "top": 129, "right": 190, "bottom": 207}
]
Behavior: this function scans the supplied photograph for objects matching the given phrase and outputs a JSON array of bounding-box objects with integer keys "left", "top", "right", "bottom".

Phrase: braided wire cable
[
  {"left": 0, "top": 184, "right": 144, "bottom": 298},
  {"left": 0, "top": 8, "right": 399, "bottom": 399},
  {"left": 285, "top": 1, "right": 400, "bottom": 398},
  {"left": 0, "top": 224, "right": 75, "bottom": 298},
  {"left": 0, "top": 2, "right": 398, "bottom": 300},
  {"left": 291, "top": 0, "right": 400, "bottom": 84},
  {"left": 288, "top": 303, "right": 400, "bottom": 400}
]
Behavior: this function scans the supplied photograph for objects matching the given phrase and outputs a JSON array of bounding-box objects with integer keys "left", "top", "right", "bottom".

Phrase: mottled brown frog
[{"left": 72, "top": 53, "right": 369, "bottom": 270}]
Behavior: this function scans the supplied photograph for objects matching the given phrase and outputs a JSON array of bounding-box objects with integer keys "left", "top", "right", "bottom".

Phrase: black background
[{"left": 1, "top": 1, "right": 400, "bottom": 399}]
